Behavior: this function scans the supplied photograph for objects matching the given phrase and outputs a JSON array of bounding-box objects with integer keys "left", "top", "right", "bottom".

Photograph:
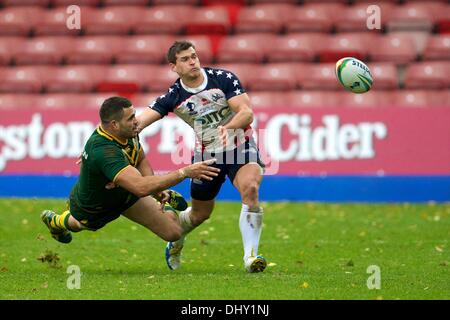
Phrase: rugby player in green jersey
[{"left": 41, "top": 96, "right": 220, "bottom": 244}]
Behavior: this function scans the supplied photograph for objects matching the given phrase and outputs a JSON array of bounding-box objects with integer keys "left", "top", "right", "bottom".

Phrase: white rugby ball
[{"left": 335, "top": 57, "right": 373, "bottom": 94}]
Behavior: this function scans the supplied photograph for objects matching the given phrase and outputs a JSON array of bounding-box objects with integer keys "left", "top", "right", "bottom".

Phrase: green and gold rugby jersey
[{"left": 70, "top": 126, "right": 141, "bottom": 215}]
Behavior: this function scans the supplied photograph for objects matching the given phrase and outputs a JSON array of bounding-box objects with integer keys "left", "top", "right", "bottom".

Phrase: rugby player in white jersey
[{"left": 137, "top": 41, "right": 266, "bottom": 273}]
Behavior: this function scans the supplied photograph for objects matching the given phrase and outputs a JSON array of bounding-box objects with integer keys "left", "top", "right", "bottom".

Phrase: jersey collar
[
  {"left": 180, "top": 68, "right": 208, "bottom": 94},
  {"left": 97, "top": 125, "right": 128, "bottom": 145}
]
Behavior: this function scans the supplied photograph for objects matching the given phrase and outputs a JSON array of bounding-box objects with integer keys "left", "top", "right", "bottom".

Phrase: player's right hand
[{"left": 182, "top": 159, "right": 220, "bottom": 181}]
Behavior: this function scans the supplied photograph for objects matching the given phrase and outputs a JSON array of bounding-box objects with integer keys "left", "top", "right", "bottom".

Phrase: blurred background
[{"left": 0, "top": 0, "right": 449, "bottom": 202}]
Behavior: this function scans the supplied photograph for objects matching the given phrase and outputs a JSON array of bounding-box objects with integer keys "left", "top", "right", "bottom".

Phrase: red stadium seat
[
  {"left": 102, "top": 0, "right": 148, "bottom": 5},
  {"left": 0, "top": 37, "right": 25, "bottom": 65},
  {"left": 0, "top": 6, "right": 44, "bottom": 36},
  {"left": 367, "top": 62, "right": 398, "bottom": 90},
  {"left": 429, "top": 90, "right": 450, "bottom": 107},
  {"left": 318, "top": 33, "right": 376, "bottom": 63},
  {"left": 370, "top": 34, "right": 417, "bottom": 63},
  {"left": 435, "top": 4, "right": 450, "bottom": 34},
  {"left": 285, "top": 3, "right": 344, "bottom": 33},
  {"left": 65, "top": 36, "right": 124, "bottom": 64},
  {"left": 44, "top": 65, "right": 106, "bottom": 93},
  {"left": 388, "top": 31, "right": 430, "bottom": 57},
  {"left": 97, "top": 65, "right": 155, "bottom": 93},
  {"left": 248, "top": 91, "right": 285, "bottom": 108},
  {"left": 153, "top": 0, "right": 199, "bottom": 4},
  {"left": 246, "top": 63, "right": 298, "bottom": 92},
  {"left": 179, "top": 35, "right": 214, "bottom": 64},
  {"left": 203, "top": 0, "right": 245, "bottom": 4},
  {"left": 185, "top": 7, "right": 231, "bottom": 35},
  {"left": 147, "top": 65, "right": 179, "bottom": 92},
  {"left": 216, "top": 34, "right": 276, "bottom": 63},
  {"left": 386, "top": 2, "right": 437, "bottom": 32},
  {"left": 0, "top": 66, "right": 46, "bottom": 93},
  {"left": 52, "top": 0, "right": 100, "bottom": 5},
  {"left": 2, "top": 0, "right": 50, "bottom": 5},
  {"left": 337, "top": 91, "right": 390, "bottom": 108},
  {"left": 83, "top": 6, "right": 141, "bottom": 35},
  {"left": 334, "top": 3, "right": 395, "bottom": 32},
  {"left": 133, "top": 6, "right": 193, "bottom": 35},
  {"left": 392, "top": 90, "right": 436, "bottom": 107},
  {"left": 33, "top": 7, "right": 93, "bottom": 36},
  {"left": 235, "top": 4, "right": 292, "bottom": 34},
  {"left": 0, "top": 94, "right": 39, "bottom": 110},
  {"left": 404, "top": 62, "right": 450, "bottom": 89},
  {"left": 116, "top": 35, "right": 176, "bottom": 64},
  {"left": 267, "top": 33, "right": 326, "bottom": 62},
  {"left": 33, "top": 93, "right": 88, "bottom": 110},
  {"left": 299, "top": 63, "right": 340, "bottom": 90},
  {"left": 34, "top": 93, "right": 118, "bottom": 109},
  {"left": 251, "top": 0, "right": 296, "bottom": 3},
  {"left": 132, "top": 93, "right": 161, "bottom": 108},
  {"left": 286, "top": 91, "right": 339, "bottom": 108},
  {"left": 352, "top": 0, "right": 399, "bottom": 3},
  {"left": 14, "top": 37, "right": 74, "bottom": 65},
  {"left": 423, "top": 35, "right": 450, "bottom": 60},
  {"left": 302, "top": 0, "right": 348, "bottom": 2}
]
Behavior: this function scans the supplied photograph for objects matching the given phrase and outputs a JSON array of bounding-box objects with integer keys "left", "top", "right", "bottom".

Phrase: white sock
[
  {"left": 173, "top": 207, "right": 195, "bottom": 247},
  {"left": 239, "top": 204, "right": 263, "bottom": 262}
]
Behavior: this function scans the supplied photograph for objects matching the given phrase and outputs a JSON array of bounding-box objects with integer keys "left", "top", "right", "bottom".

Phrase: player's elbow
[
  {"left": 131, "top": 180, "right": 155, "bottom": 198},
  {"left": 244, "top": 108, "right": 254, "bottom": 125},
  {"left": 136, "top": 178, "right": 165, "bottom": 197},
  {"left": 135, "top": 188, "right": 149, "bottom": 198}
]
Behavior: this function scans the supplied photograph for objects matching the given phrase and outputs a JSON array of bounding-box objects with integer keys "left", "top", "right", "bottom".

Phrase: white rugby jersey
[{"left": 149, "top": 67, "right": 252, "bottom": 153}]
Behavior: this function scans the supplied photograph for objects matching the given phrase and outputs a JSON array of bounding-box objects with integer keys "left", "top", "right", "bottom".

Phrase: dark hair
[
  {"left": 99, "top": 96, "right": 132, "bottom": 125},
  {"left": 167, "top": 41, "right": 196, "bottom": 64}
]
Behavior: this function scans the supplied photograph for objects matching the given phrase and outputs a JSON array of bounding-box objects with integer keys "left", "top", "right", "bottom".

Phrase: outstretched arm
[
  {"left": 137, "top": 108, "right": 162, "bottom": 133},
  {"left": 114, "top": 159, "right": 220, "bottom": 198}
]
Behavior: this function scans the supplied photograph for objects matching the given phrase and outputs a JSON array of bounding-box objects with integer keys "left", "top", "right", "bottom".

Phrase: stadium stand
[
  {"left": 0, "top": 36, "right": 25, "bottom": 65},
  {"left": 423, "top": 35, "right": 450, "bottom": 60},
  {"left": 300, "top": 63, "right": 341, "bottom": 90},
  {"left": 44, "top": 65, "right": 106, "bottom": 93},
  {"left": 65, "top": 36, "right": 123, "bottom": 64},
  {"left": 266, "top": 33, "right": 325, "bottom": 62},
  {"left": 133, "top": 5, "right": 194, "bottom": 35},
  {"left": 404, "top": 61, "right": 450, "bottom": 89},
  {"left": 0, "top": 0, "right": 449, "bottom": 109},
  {"left": 234, "top": 3, "right": 292, "bottom": 34},
  {"left": 367, "top": 62, "right": 399, "bottom": 90},
  {"left": 0, "top": 6, "right": 44, "bottom": 36},
  {"left": 15, "top": 36, "right": 73, "bottom": 65},
  {"left": 247, "top": 63, "right": 299, "bottom": 91},
  {"left": 284, "top": 3, "right": 343, "bottom": 33},
  {"left": 0, "top": 65, "right": 45, "bottom": 93},
  {"left": 116, "top": 35, "right": 176, "bottom": 64},
  {"left": 33, "top": 6, "right": 89, "bottom": 36}
]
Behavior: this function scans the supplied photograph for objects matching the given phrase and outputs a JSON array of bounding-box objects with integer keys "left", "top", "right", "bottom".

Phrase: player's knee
[
  {"left": 67, "top": 216, "right": 84, "bottom": 232},
  {"left": 242, "top": 182, "right": 259, "bottom": 200},
  {"left": 161, "top": 226, "right": 182, "bottom": 242},
  {"left": 190, "top": 209, "right": 212, "bottom": 226}
]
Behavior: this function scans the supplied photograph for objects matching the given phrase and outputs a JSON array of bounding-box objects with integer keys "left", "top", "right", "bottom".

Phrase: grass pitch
[{"left": 0, "top": 198, "right": 448, "bottom": 300}]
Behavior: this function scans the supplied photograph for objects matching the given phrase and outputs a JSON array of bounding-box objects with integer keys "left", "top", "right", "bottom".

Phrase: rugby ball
[{"left": 335, "top": 57, "right": 373, "bottom": 94}]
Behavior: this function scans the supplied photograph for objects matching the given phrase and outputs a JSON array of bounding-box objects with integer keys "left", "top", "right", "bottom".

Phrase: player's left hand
[{"left": 156, "top": 190, "right": 171, "bottom": 210}]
